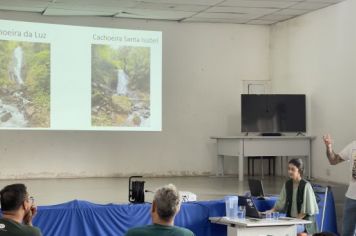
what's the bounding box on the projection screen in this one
[0,19,162,131]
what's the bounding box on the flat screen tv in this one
[241,94,306,133]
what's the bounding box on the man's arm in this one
[323,134,345,165]
[326,148,344,165]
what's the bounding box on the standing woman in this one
[270,158,319,235]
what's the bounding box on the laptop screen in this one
[238,196,261,218]
[248,179,265,197]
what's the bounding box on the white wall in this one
[270,0,356,184]
[0,11,270,179]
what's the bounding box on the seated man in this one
[125,184,194,236]
[0,184,42,236]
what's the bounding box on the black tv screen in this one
[241,94,306,133]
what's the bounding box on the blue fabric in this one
[314,187,338,235]
[31,191,337,236]
[32,200,226,236]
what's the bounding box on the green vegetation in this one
[91,45,150,127]
[111,95,132,113]
[0,40,50,127]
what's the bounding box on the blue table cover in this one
[33,200,226,236]
[32,190,337,236]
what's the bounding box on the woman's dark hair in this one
[288,158,304,176]
[0,184,28,211]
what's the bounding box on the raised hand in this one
[23,205,37,226]
[323,134,333,149]
[30,205,37,218]
[323,134,344,165]
[23,207,33,226]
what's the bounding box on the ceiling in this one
[0,0,346,25]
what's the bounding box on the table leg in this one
[280,156,283,177]
[306,155,311,180]
[239,155,244,182]
[308,140,312,179]
[261,156,264,179]
[268,158,271,176]
[239,140,244,182]
[217,155,224,176]
[308,156,311,179]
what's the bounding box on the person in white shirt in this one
[323,134,356,236]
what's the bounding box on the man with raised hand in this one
[323,134,356,236]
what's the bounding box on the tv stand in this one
[211,135,315,182]
[261,133,282,136]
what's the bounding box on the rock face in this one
[111,95,132,113]
[25,106,35,118]
[92,81,151,127]
[0,87,32,127]
[0,112,12,122]
[0,97,27,127]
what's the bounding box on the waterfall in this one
[13,46,24,85]
[116,69,129,95]
[114,69,150,127]
[0,99,27,127]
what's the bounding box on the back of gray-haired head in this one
[153,184,181,221]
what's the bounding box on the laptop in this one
[248,179,268,199]
[238,196,262,219]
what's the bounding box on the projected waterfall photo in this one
[0,40,50,128]
[91,44,151,128]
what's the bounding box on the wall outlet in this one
[326,168,331,176]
